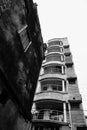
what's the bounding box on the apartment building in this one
[32,38,86,130]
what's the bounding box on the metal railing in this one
[32,109,64,122]
[45,68,62,74]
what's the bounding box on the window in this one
[58,86,62,91]
[55,66,62,73]
[18,25,31,52]
[71,103,80,110]
[45,65,62,74]
[51,83,62,91]
[66,64,73,68]
[42,86,48,91]
[68,78,76,84]
[52,85,57,91]
[64,45,69,49]
[65,53,71,57]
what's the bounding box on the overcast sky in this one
[34,0,87,115]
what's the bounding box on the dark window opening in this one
[64,45,69,49]
[65,53,71,57]
[52,85,57,91]
[55,65,62,73]
[66,64,73,68]
[58,86,62,91]
[51,84,62,91]
[38,110,44,119]
[42,86,48,91]
[68,79,76,84]
[71,103,80,110]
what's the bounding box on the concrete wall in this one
[0,99,31,130]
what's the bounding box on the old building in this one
[32,38,86,130]
[0,0,45,130]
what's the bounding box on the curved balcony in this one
[47,40,63,47]
[32,108,70,125]
[46,53,64,63]
[47,46,63,54]
[42,61,65,67]
[43,65,65,75]
[39,73,66,81]
[46,52,63,57]
[34,91,68,102]
[32,109,64,122]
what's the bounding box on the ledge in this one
[42,61,65,67]
[32,119,69,127]
[39,73,66,81]
[34,91,68,102]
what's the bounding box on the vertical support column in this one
[31,103,37,119]
[43,110,49,120]
[62,65,64,74]
[32,103,36,112]
[36,82,41,92]
[68,103,73,130]
[63,102,67,122]
[48,84,52,91]
[62,80,65,92]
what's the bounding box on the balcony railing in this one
[48,41,63,47]
[44,68,62,74]
[47,47,63,53]
[32,109,64,122]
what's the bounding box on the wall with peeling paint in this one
[0,0,44,129]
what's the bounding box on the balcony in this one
[39,73,66,81]
[34,91,68,102]
[47,46,63,54]
[47,40,63,47]
[42,61,65,67]
[44,67,62,74]
[32,109,64,123]
[46,53,64,63]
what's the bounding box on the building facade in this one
[0,0,45,130]
[32,38,86,130]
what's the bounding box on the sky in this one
[34,0,87,115]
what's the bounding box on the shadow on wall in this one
[0,100,31,130]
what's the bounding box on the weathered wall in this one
[0,0,44,129]
[0,99,31,130]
